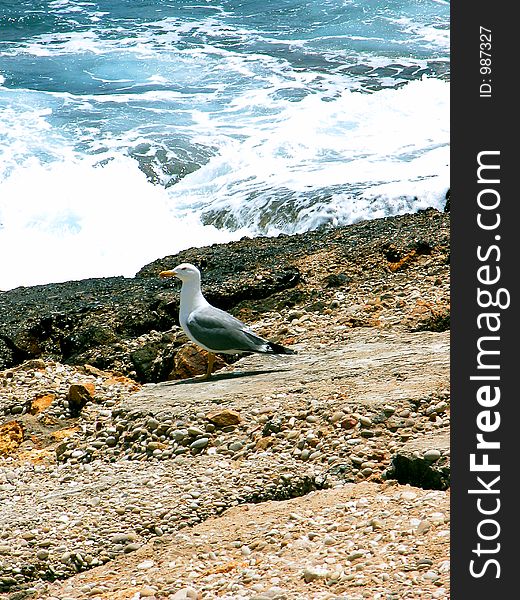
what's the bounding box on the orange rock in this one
[82,364,110,377]
[202,560,246,576]
[29,394,56,415]
[255,437,274,450]
[0,421,24,456]
[387,249,417,272]
[170,343,226,379]
[16,448,55,465]
[206,409,241,427]
[51,427,80,442]
[105,376,141,391]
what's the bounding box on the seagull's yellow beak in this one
[159,270,177,278]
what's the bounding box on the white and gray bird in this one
[159,263,296,379]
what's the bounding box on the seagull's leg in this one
[202,352,215,380]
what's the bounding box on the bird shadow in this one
[168,367,291,385]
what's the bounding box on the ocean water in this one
[0,0,449,290]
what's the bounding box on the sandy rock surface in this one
[42,483,450,600]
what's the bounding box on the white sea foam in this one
[168,77,449,230]
[384,16,450,51]
[0,77,448,290]
[0,156,249,290]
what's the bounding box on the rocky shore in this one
[1,208,450,599]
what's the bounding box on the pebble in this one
[360,430,375,438]
[323,536,336,546]
[169,588,200,600]
[303,565,329,582]
[229,441,244,452]
[330,411,345,423]
[300,449,310,460]
[430,512,446,525]
[370,518,384,529]
[188,426,205,437]
[173,429,189,441]
[341,416,358,430]
[416,520,431,535]
[423,449,441,461]
[190,438,209,450]
[137,559,155,569]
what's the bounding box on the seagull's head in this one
[159,263,201,283]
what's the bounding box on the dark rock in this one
[130,341,170,382]
[323,273,351,288]
[382,243,401,263]
[412,239,433,255]
[0,277,176,376]
[386,431,450,490]
[262,418,282,436]
[414,310,450,333]
[0,338,15,368]
[66,384,95,417]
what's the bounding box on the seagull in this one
[159,263,296,379]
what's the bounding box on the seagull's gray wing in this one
[186,306,268,353]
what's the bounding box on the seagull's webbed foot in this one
[200,352,215,381]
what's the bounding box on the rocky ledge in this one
[0,209,449,382]
[0,208,450,599]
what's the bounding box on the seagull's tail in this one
[265,341,297,355]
